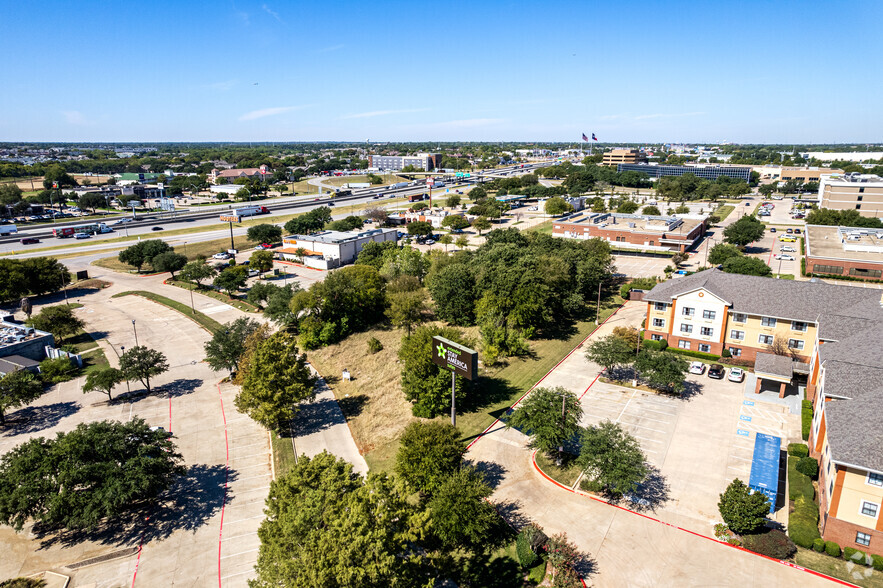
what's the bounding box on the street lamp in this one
[120,346,131,395]
[132,320,139,346]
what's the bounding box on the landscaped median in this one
[111,291,222,333]
[164,278,260,313]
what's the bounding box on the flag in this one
[582,133,588,142]
[592,133,598,141]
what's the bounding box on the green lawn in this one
[795,548,883,588]
[271,430,297,479]
[111,291,223,333]
[166,279,260,312]
[80,346,110,375]
[535,452,582,487]
[525,220,552,234]
[715,204,735,221]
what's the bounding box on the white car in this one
[212,252,231,260]
[728,367,745,383]
[780,246,796,252]
[688,361,706,375]
[776,254,795,261]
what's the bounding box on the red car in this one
[256,243,273,250]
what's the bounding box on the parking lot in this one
[611,254,673,278]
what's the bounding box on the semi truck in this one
[408,194,429,202]
[345,182,371,189]
[0,224,18,235]
[387,182,409,190]
[52,223,112,238]
[219,205,269,222]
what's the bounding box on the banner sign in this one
[431,336,478,380]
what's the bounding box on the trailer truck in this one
[0,224,18,236]
[219,205,269,222]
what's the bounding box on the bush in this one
[812,538,825,552]
[788,443,809,458]
[665,347,720,361]
[366,337,383,354]
[641,338,668,351]
[721,348,732,358]
[788,496,820,548]
[842,547,869,565]
[801,400,813,441]
[39,356,76,384]
[825,541,841,558]
[796,457,819,479]
[516,530,539,569]
[872,554,883,572]
[741,529,796,560]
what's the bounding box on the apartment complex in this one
[552,212,705,253]
[805,225,883,281]
[617,163,752,182]
[819,173,883,218]
[643,270,883,555]
[602,149,646,166]
[367,153,442,171]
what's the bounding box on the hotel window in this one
[761,317,777,327]
[788,339,805,350]
[730,330,744,341]
[758,334,774,345]
[702,310,716,320]
[698,344,711,353]
[700,327,713,336]
[813,264,843,274]
[728,347,742,357]
[791,321,808,332]
[678,340,691,349]
[651,334,664,341]
[654,302,666,311]
[733,313,747,323]
[850,267,883,278]
[652,318,665,328]
[680,324,693,334]
[682,307,694,317]
[868,472,883,487]
[860,501,878,518]
[856,532,871,547]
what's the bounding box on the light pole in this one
[132,320,139,346]
[120,346,131,395]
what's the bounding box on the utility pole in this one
[450,370,457,427]
[596,281,602,325]
[132,320,139,346]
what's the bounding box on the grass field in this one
[111,290,223,333]
[715,204,735,221]
[535,452,582,487]
[271,430,297,479]
[166,279,260,312]
[525,220,553,234]
[308,295,624,473]
[795,548,883,588]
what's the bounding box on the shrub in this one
[812,538,825,552]
[580,478,604,493]
[721,348,732,358]
[787,443,809,458]
[39,356,76,384]
[801,400,813,441]
[796,457,819,479]
[788,496,820,548]
[842,547,869,564]
[787,455,814,501]
[516,530,539,569]
[742,529,796,560]
[366,337,383,354]
[641,338,668,351]
[872,554,883,572]
[665,347,721,361]
[825,541,841,558]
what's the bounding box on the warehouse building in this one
[805,225,883,281]
[552,212,706,252]
[278,228,398,269]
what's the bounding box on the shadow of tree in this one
[1,401,81,435]
[678,380,703,401]
[572,551,599,583]
[493,499,531,531]
[35,464,235,549]
[155,378,204,399]
[457,550,522,588]
[337,394,368,419]
[291,397,343,436]
[462,376,521,416]
[465,460,507,490]
[624,465,671,513]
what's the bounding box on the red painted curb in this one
[217,383,230,588]
[530,451,858,588]
[465,302,625,452]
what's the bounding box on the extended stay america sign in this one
[431,336,478,380]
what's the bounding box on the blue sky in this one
[1,0,881,143]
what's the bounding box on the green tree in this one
[0,370,43,425]
[246,223,282,244]
[214,266,248,296]
[179,260,217,286]
[264,284,299,326]
[82,367,124,401]
[204,317,261,374]
[722,256,773,277]
[399,325,472,418]
[0,578,47,588]
[471,216,492,235]
[718,478,770,535]
[708,243,744,265]
[327,215,365,231]
[723,215,765,248]
[118,240,173,272]
[441,215,470,231]
[439,234,453,251]
[235,332,317,432]
[616,200,640,214]
[577,420,648,495]
[544,197,574,216]
[27,304,84,344]
[249,250,274,274]
[634,350,689,393]
[455,235,469,250]
[151,251,187,278]
[445,193,462,208]
[407,220,433,236]
[0,418,185,531]
[641,205,661,216]
[38,357,75,384]
[0,184,23,205]
[584,334,637,374]
[119,346,169,393]
[426,263,476,326]
[428,467,502,553]
[506,387,583,461]
[283,207,332,234]
[386,289,428,336]
[394,421,464,495]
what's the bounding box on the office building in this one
[367,153,441,171]
[210,165,270,184]
[819,173,883,218]
[278,228,398,270]
[780,167,843,184]
[602,149,647,166]
[805,225,883,281]
[552,212,706,253]
[617,163,751,182]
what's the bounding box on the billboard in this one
[219,215,240,222]
[431,336,478,380]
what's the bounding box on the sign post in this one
[219,215,239,250]
[431,336,478,427]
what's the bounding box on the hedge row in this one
[787,443,809,458]
[641,338,668,351]
[813,540,883,570]
[801,400,813,441]
[742,529,796,560]
[788,495,821,549]
[665,347,721,362]
[788,455,814,502]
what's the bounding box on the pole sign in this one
[432,336,478,380]
[219,215,239,222]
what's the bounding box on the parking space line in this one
[231,452,270,461]
[224,514,265,525]
[614,391,637,424]
[220,548,260,559]
[222,531,258,542]
[729,455,752,461]
[635,406,678,417]
[231,463,271,471]
[621,421,668,434]
[230,442,269,451]
[236,473,272,482]
[220,569,256,581]
[618,413,671,425]
[632,435,664,444]
[230,485,271,494]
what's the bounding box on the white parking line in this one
[622,422,668,434]
[231,452,270,461]
[220,570,256,580]
[221,548,260,559]
[231,485,271,494]
[614,391,637,424]
[222,531,258,542]
[224,514,265,525]
[632,435,664,444]
[232,462,271,471]
[635,406,678,417]
[729,455,752,462]
[231,441,269,450]
[617,413,671,425]
[236,473,272,482]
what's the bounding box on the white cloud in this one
[239,105,308,121]
[61,110,88,125]
[262,4,283,23]
[341,108,429,120]
[315,44,344,54]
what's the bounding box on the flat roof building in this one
[805,224,883,281]
[819,173,883,218]
[603,149,646,167]
[368,153,441,171]
[0,318,54,363]
[780,166,843,184]
[278,228,398,270]
[552,212,706,252]
[617,163,751,182]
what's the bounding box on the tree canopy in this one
[394,421,464,495]
[722,255,773,277]
[119,346,169,393]
[506,387,582,458]
[718,478,770,535]
[118,240,174,272]
[723,216,765,248]
[246,223,283,244]
[0,370,43,425]
[0,258,71,304]
[204,317,261,374]
[27,304,84,344]
[577,420,648,495]
[399,325,473,418]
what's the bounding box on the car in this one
[794,228,801,234]
[779,236,796,242]
[688,361,706,375]
[256,243,273,250]
[708,364,725,379]
[780,246,796,252]
[425,239,435,245]
[770,227,777,233]
[786,228,793,234]
[213,252,231,260]
[745,202,751,206]
[20,237,40,244]
[151,226,164,231]
[328,202,335,206]
[777,254,795,261]
[728,367,745,383]
[150,425,172,437]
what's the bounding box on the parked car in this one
[770,228,777,233]
[794,228,801,234]
[213,252,231,260]
[255,243,273,250]
[151,226,164,231]
[780,246,796,252]
[779,236,796,242]
[745,202,751,206]
[786,228,793,234]
[728,367,745,383]
[688,361,706,375]
[777,254,795,261]
[708,364,725,379]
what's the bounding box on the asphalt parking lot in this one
[611,254,673,278]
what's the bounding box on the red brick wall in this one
[552,221,705,252]
[821,515,883,557]
[806,256,883,282]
